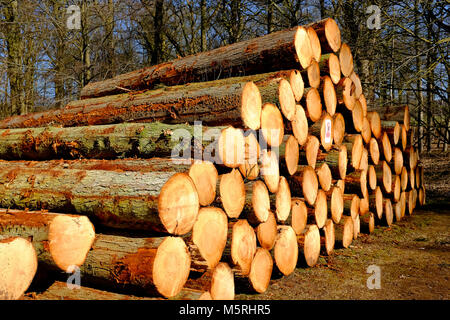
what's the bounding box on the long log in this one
[0,237,38,300]
[367,105,410,131]
[79,23,322,99]
[0,71,291,130]
[79,234,191,298]
[0,165,199,234]
[0,209,95,272]
[0,122,207,161]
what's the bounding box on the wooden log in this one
[229,220,257,276]
[339,43,354,77]
[80,235,191,298]
[359,188,370,215]
[218,126,246,168]
[289,70,304,102]
[278,135,299,176]
[400,191,407,219]
[242,180,270,224]
[369,137,380,165]
[304,60,321,88]
[352,214,360,239]
[374,161,393,194]
[418,186,426,206]
[302,87,323,122]
[0,209,95,272]
[261,103,285,147]
[335,77,356,111]
[401,124,408,150]
[189,161,218,206]
[359,94,368,117]
[191,207,228,269]
[367,111,382,139]
[290,104,309,146]
[235,247,273,294]
[0,165,199,234]
[218,169,246,219]
[317,145,347,180]
[343,134,363,170]
[0,122,206,161]
[369,105,410,131]
[260,149,280,193]
[78,24,318,99]
[404,146,418,170]
[311,189,328,228]
[239,130,260,180]
[360,212,375,234]
[308,18,341,53]
[361,117,372,144]
[278,79,297,120]
[320,76,337,116]
[343,194,360,219]
[394,201,402,222]
[255,210,277,250]
[309,112,334,151]
[299,135,320,168]
[349,72,362,99]
[344,170,367,197]
[275,176,292,222]
[274,225,298,275]
[24,281,186,300]
[320,219,335,255]
[370,187,384,220]
[316,162,332,192]
[289,198,308,234]
[319,54,341,85]
[297,224,321,267]
[0,237,38,300]
[377,199,393,227]
[288,165,319,205]
[359,147,369,172]
[333,113,346,146]
[367,164,377,191]
[382,120,401,146]
[210,263,235,300]
[328,186,344,224]
[400,166,409,191]
[335,216,353,248]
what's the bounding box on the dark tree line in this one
[0,0,448,151]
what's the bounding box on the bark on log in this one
[79,235,191,298]
[0,237,38,300]
[0,209,95,272]
[79,24,318,99]
[0,122,208,161]
[0,71,290,130]
[0,165,199,234]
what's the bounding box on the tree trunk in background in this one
[415,0,423,153]
[200,0,207,51]
[425,2,434,152]
[3,0,25,116]
[319,0,326,19]
[151,0,164,65]
[81,0,91,88]
[267,0,274,34]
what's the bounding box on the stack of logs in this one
[0,18,426,301]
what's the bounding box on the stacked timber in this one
[0,17,425,301]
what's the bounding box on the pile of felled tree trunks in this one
[0,18,425,301]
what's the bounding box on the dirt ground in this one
[238,153,450,300]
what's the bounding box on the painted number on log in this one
[325,119,332,143]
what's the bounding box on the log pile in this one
[0,18,426,300]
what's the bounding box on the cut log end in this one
[291,198,307,234]
[210,262,235,300]
[261,150,280,193]
[324,18,342,52]
[241,81,262,130]
[338,216,354,248]
[274,226,298,276]
[248,248,273,294]
[292,105,309,146]
[49,215,96,271]
[158,173,200,235]
[255,210,277,250]
[294,26,313,69]
[317,162,332,192]
[276,176,292,222]
[220,169,246,219]
[333,113,346,147]
[284,135,300,176]
[314,189,328,228]
[261,103,284,147]
[307,60,321,88]
[331,186,344,224]
[306,88,323,122]
[218,126,245,168]
[231,220,257,276]
[307,27,322,62]
[189,161,218,206]
[323,76,337,116]
[251,180,270,224]
[153,237,191,298]
[290,70,305,102]
[339,43,354,77]
[328,53,341,84]
[299,224,321,267]
[0,237,38,300]
[192,207,228,269]
[322,219,335,255]
[305,135,320,168]
[302,166,319,206]
[278,79,296,120]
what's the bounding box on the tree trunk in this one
[0,165,199,234]
[0,209,95,272]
